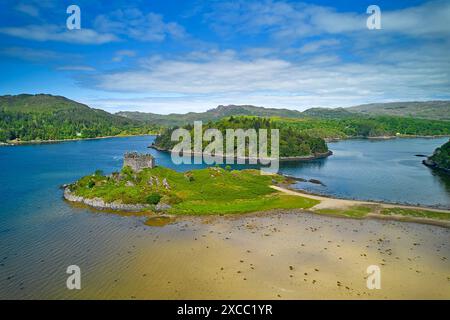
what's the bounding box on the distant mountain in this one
[0,94,92,113]
[117,105,304,126]
[301,107,355,119]
[2,95,448,143]
[347,101,450,120]
[0,94,152,142]
[118,101,450,125]
[119,101,450,126]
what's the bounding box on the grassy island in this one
[65,163,450,227]
[66,166,319,215]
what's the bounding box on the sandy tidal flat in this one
[59,210,450,300]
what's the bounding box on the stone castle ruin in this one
[123,152,155,172]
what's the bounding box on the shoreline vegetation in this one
[422,139,450,174]
[0,133,156,146]
[148,144,333,162]
[1,132,448,147]
[63,165,450,228]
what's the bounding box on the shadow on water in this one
[279,157,328,170]
[430,169,450,194]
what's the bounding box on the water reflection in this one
[279,157,328,170]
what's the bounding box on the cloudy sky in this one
[0,0,449,114]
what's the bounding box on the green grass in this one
[68,166,450,220]
[171,194,318,215]
[314,205,450,221]
[381,207,450,220]
[69,166,317,215]
[315,206,373,218]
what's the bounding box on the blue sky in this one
[0,0,449,114]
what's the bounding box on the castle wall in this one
[123,153,155,172]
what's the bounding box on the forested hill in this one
[0,94,153,142]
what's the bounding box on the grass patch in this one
[144,216,176,227]
[170,194,319,215]
[69,166,318,215]
[315,206,373,218]
[381,207,450,220]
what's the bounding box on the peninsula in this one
[64,153,450,227]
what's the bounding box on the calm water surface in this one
[0,135,449,298]
[285,137,450,208]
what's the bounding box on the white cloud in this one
[15,3,40,17]
[383,1,450,37]
[94,8,186,42]
[1,47,58,61]
[90,43,450,112]
[0,46,81,62]
[298,39,340,54]
[204,0,450,39]
[112,50,136,62]
[0,24,119,44]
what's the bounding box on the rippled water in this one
[0,135,449,299]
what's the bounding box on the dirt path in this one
[271,185,450,227]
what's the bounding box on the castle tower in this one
[123,152,155,172]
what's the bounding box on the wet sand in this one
[60,210,449,300]
[272,185,450,227]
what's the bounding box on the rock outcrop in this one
[63,188,148,212]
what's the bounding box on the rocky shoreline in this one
[63,187,149,212]
[423,159,450,174]
[422,139,450,175]
[149,144,333,162]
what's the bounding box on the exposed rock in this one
[111,172,120,181]
[155,203,172,212]
[282,174,307,182]
[63,188,147,212]
[125,181,135,187]
[162,178,170,190]
[308,179,326,186]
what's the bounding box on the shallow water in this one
[0,135,449,299]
